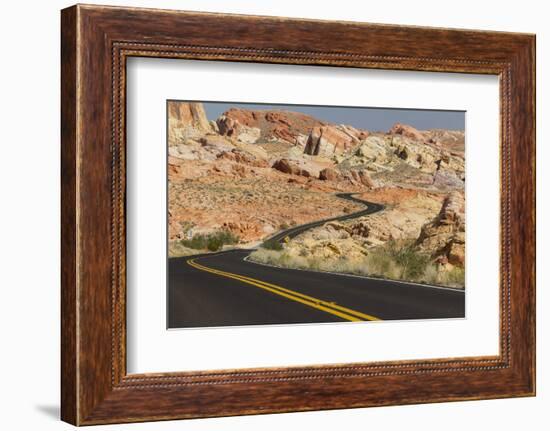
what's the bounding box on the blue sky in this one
[196,101,464,132]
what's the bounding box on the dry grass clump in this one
[168,241,199,258]
[249,248,370,275]
[249,240,464,289]
[169,230,240,257]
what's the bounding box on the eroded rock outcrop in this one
[168,101,212,145]
[217,108,326,145]
[389,123,426,142]
[272,158,314,177]
[344,169,376,188]
[304,125,367,156]
[216,115,261,144]
[416,192,465,266]
[319,167,342,181]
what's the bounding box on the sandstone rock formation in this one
[168,101,212,145]
[304,125,367,156]
[353,136,391,163]
[217,149,269,168]
[319,167,342,181]
[272,158,315,177]
[348,191,443,246]
[416,192,465,266]
[216,115,261,144]
[345,169,376,188]
[217,108,326,145]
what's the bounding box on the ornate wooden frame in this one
[61,4,536,425]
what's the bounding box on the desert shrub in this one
[180,230,239,251]
[214,230,240,245]
[279,222,290,230]
[179,234,209,250]
[390,242,432,280]
[372,241,429,279]
[207,236,223,251]
[262,238,284,251]
[364,240,435,283]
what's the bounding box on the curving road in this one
[265,193,385,244]
[168,194,465,329]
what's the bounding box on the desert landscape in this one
[168,101,465,289]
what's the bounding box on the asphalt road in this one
[168,194,465,329]
[266,193,385,243]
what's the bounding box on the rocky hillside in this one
[167,101,465,285]
[215,107,327,145]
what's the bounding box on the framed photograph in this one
[61,4,535,425]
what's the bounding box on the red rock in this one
[271,125,297,143]
[216,115,240,137]
[215,115,261,144]
[344,169,375,188]
[218,108,327,145]
[272,158,312,177]
[357,170,375,188]
[389,123,426,141]
[447,242,465,266]
[319,167,342,181]
[339,124,369,141]
[233,151,269,168]
[304,125,363,156]
[272,158,297,175]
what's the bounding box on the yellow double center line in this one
[187,258,380,322]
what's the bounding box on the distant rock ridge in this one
[216,108,328,145]
[389,123,426,141]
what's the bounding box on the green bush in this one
[365,240,465,287]
[180,230,239,251]
[262,238,284,251]
[207,236,223,251]
[179,234,209,250]
[365,240,435,283]
[388,241,432,280]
